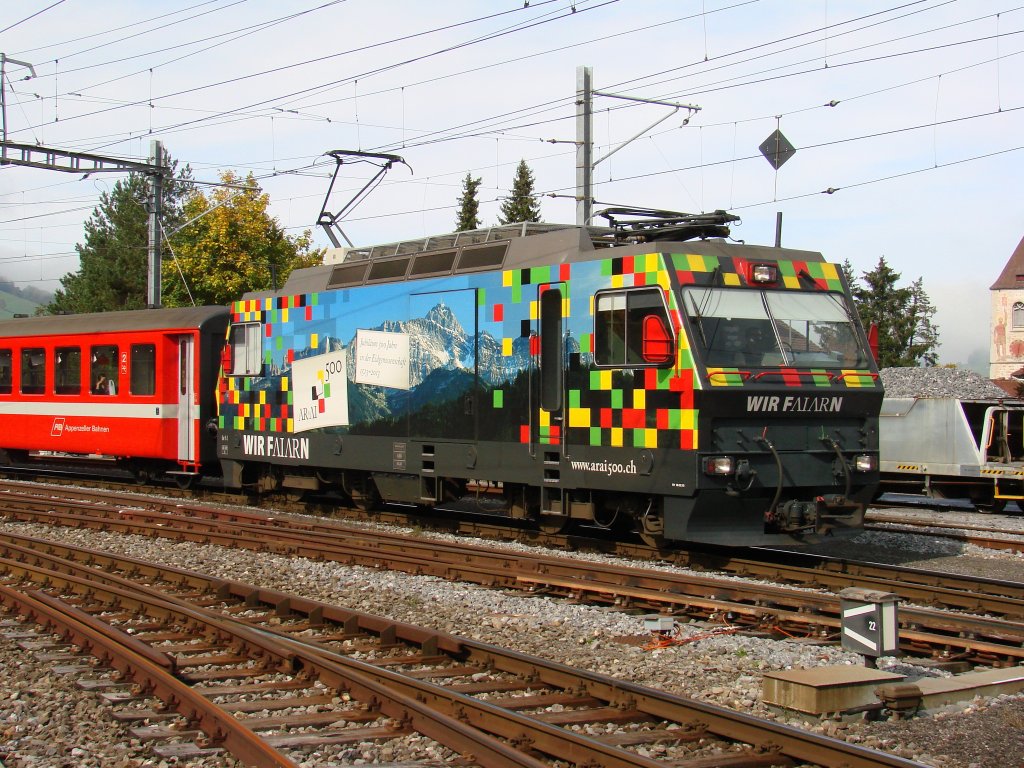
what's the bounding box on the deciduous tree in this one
[162,171,322,307]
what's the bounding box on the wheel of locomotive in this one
[537,512,570,535]
[607,494,665,547]
[342,472,380,511]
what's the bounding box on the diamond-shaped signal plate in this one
[759,129,796,170]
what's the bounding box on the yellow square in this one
[286,419,293,432]
[633,389,645,409]
[643,428,658,448]
[611,427,623,447]
[686,253,706,271]
[259,390,266,404]
[822,263,838,280]
[540,409,550,427]
[783,276,800,289]
[723,273,741,286]
[530,300,538,321]
[599,370,612,390]
[503,270,513,287]
[568,407,591,428]
[502,337,513,356]
[611,274,624,289]
[281,377,289,392]
[311,333,319,349]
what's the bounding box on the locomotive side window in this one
[54,347,82,395]
[227,323,263,376]
[594,288,674,367]
[90,345,118,395]
[20,348,45,395]
[130,344,156,396]
[0,349,10,394]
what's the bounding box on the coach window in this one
[0,350,10,394]
[1013,302,1024,329]
[130,344,156,396]
[227,323,263,376]
[55,347,82,395]
[594,288,674,367]
[20,348,45,395]
[90,345,118,395]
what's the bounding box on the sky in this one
[0,0,1021,370]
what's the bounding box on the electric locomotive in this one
[215,210,882,545]
[0,306,229,484]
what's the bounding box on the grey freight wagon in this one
[879,396,1024,510]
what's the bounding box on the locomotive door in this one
[176,335,195,464]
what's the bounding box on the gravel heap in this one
[880,367,1010,399]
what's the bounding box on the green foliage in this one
[497,159,541,225]
[47,151,193,313]
[161,171,323,307]
[848,256,939,367]
[455,173,482,231]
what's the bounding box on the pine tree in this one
[849,256,940,367]
[497,159,541,225]
[455,173,483,231]
[47,151,193,313]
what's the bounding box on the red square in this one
[623,255,634,274]
[622,408,645,429]
[306,305,313,321]
[493,304,504,322]
[287,348,295,364]
[520,424,530,444]
[657,409,668,429]
[677,271,695,285]
[318,398,325,413]
[265,323,272,337]
[559,263,570,281]
[600,408,613,428]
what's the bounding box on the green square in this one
[589,370,602,390]
[601,259,613,277]
[611,389,623,408]
[324,382,331,398]
[478,288,486,306]
[493,389,503,408]
[530,265,551,284]
[512,284,521,304]
[569,389,580,408]
[669,409,682,429]
[589,426,602,446]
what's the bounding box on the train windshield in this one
[681,287,871,369]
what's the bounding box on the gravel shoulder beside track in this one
[2,510,1023,768]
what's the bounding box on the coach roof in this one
[0,305,230,338]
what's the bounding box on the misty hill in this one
[0,280,50,318]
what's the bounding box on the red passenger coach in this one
[0,306,229,484]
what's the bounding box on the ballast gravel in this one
[1,509,1023,767]
[879,367,1012,399]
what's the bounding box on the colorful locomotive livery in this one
[216,216,883,545]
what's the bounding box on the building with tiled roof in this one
[990,235,1024,379]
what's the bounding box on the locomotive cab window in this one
[0,349,10,394]
[54,347,82,395]
[20,348,45,395]
[130,344,156,395]
[90,345,118,395]
[226,323,263,376]
[682,287,871,369]
[594,288,674,367]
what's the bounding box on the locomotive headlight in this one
[853,454,877,472]
[750,264,778,283]
[704,456,734,475]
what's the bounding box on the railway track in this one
[865,509,1024,553]
[2,480,1024,667]
[0,531,927,768]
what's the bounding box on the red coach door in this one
[177,335,195,466]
